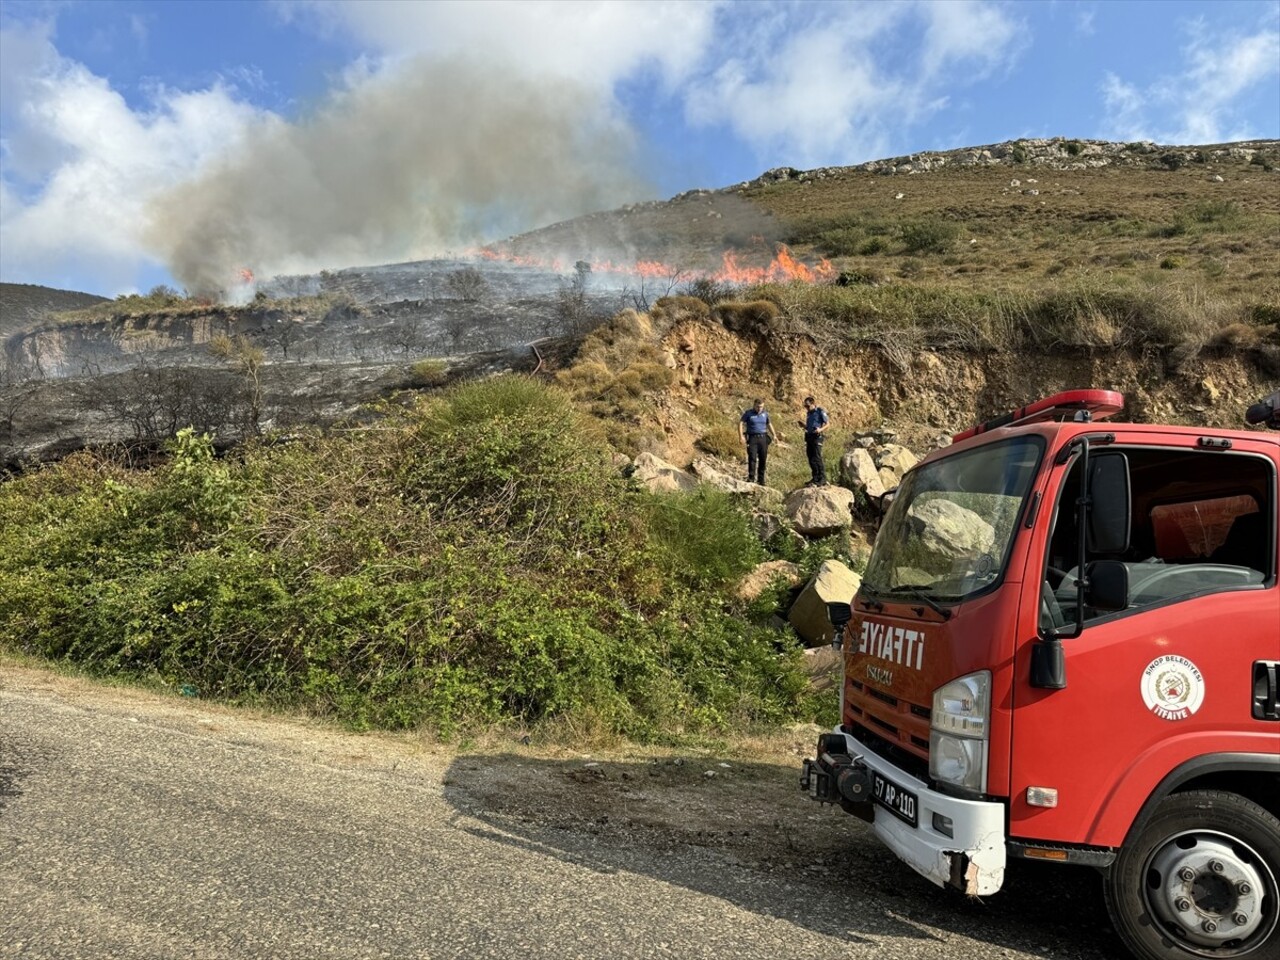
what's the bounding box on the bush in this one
[409,359,449,387]
[651,295,711,322]
[0,377,810,738]
[714,300,781,334]
[900,219,960,254]
[640,487,763,590]
[697,424,743,459]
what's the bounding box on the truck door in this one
[1009,437,1279,847]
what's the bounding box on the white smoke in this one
[145,57,649,299]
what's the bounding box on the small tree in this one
[558,261,596,335]
[210,334,265,435]
[446,267,489,302]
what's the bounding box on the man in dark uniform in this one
[739,398,780,485]
[801,395,830,486]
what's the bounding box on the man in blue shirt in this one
[801,395,830,486]
[739,398,780,485]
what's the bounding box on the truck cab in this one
[802,390,1280,960]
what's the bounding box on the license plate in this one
[872,771,918,827]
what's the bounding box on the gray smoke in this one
[145,59,650,299]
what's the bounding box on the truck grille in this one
[847,679,932,765]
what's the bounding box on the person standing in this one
[739,398,780,485]
[801,395,830,486]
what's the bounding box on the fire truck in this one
[801,389,1280,960]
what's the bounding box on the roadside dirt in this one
[0,657,844,871]
[0,658,1125,957]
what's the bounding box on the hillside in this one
[3,137,1278,470]
[495,137,1279,306]
[0,282,108,339]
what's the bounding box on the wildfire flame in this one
[468,244,834,285]
[238,267,256,285]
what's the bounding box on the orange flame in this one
[467,244,833,286]
[238,267,255,285]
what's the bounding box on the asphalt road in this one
[0,668,1128,960]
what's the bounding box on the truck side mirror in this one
[826,602,852,649]
[1085,560,1129,611]
[1087,453,1131,554]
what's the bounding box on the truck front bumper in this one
[801,729,1007,896]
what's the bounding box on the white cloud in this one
[0,19,267,294]
[277,0,722,90]
[1101,13,1280,144]
[683,1,1025,167]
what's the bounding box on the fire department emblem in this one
[1141,655,1204,721]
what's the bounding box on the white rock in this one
[785,485,856,536]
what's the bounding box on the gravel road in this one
[0,664,1128,960]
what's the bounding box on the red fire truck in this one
[802,389,1280,960]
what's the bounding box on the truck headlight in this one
[930,671,990,794]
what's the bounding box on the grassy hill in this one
[497,137,1279,334]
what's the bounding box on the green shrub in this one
[0,377,810,739]
[900,219,961,254]
[640,487,763,590]
[409,359,449,387]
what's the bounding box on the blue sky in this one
[2,0,1277,297]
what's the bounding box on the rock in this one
[840,448,885,499]
[875,443,919,475]
[611,453,633,474]
[750,510,785,543]
[631,452,698,494]
[690,457,772,498]
[784,485,856,536]
[735,560,804,602]
[907,498,995,563]
[1211,174,1224,183]
[878,466,901,493]
[788,560,863,646]
[803,645,844,692]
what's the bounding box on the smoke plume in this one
[145,59,649,299]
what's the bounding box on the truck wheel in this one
[1104,790,1279,959]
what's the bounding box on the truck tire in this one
[1104,790,1279,960]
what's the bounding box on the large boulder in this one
[631,452,698,494]
[784,485,855,537]
[839,448,886,499]
[908,498,995,562]
[876,443,919,475]
[735,560,804,602]
[788,560,863,647]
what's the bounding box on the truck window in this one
[1041,448,1273,630]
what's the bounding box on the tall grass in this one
[744,278,1257,353]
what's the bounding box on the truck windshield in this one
[863,436,1045,602]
